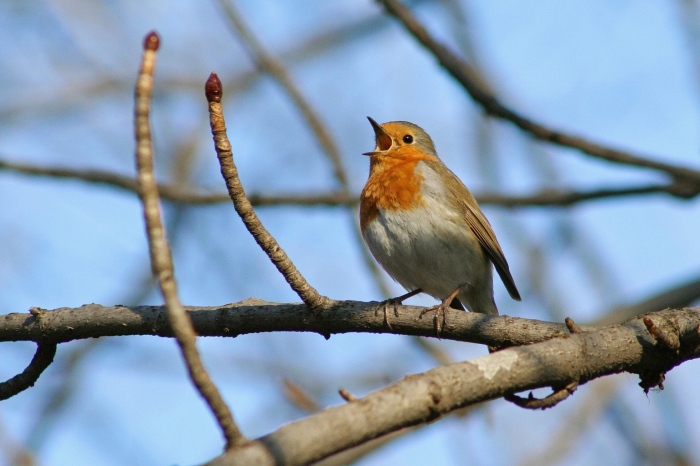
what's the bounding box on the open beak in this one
[363,116,393,155]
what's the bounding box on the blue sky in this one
[1,1,699,465]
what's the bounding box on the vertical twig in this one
[133,31,244,450]
[205,72,333,311]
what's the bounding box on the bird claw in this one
[419,303,448,337]
[419,287,460,337]
[375,298,401,329]
[375,289,422,330]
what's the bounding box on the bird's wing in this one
[463,200,522,301]
[421,158,521,301]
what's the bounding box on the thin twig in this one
[565,317,582,334]
[3,158,695,206]
[482,183,700,206]
[504,381,579,410]
[133,32,244,450]
[338,388,357,402]
[377,0,700,185]
[206,72,333,311]
[217,0,394,297]
[643,317,681,352]
[282,379,321,413]
[0,341,56,401]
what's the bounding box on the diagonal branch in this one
[206,72,333,311]
[377,0,700,185]
[217,0,393,298]
[133,32,244,450]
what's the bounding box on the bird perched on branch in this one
[360,117,521,333]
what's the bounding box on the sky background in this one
[1,0,700,465]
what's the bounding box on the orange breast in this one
[359,148,438,230]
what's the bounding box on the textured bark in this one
[1,300,579,346]
[207,307,700,465]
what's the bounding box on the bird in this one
[359,117,521,333]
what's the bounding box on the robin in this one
[360,117,521,333]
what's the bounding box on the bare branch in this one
[503,381,579,410]
[592,273,700,326]
[216,0,396,299]
[206,307,700,465]
[376,0,700,185]
[0,341,56,401]
[133,33,244,449]
[480,183,700,206]
[206,72,333,311]
[4,158,697,207]
[0,301,580,347]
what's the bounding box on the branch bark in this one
[206,307,700,465]
[0,300,579,346]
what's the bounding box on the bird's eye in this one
[403,134,414,144]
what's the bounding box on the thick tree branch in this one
[4,300,698,352]
[0,300,579,346]
[206,307,700,465]
[134,33,244,449]
[377,0,700,185]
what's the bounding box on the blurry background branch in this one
[378,0,700,184]
[3,157,698,207]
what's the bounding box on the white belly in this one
[362,199,487,302]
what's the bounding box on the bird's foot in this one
[419,286,462,337]
[376,288,422,329]
[419,302,450,336]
